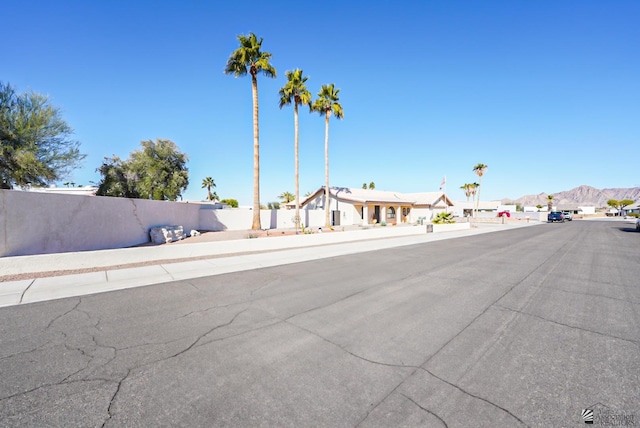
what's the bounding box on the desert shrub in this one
[432,212,454,224]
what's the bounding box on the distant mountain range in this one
[502,185,640,207]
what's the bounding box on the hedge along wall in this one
[0,190,200,257]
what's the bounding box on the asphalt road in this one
[1,220,639,427]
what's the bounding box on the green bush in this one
[432,212,454,224]
[220,198,239,208]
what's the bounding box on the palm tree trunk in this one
[472,192,476,219]
[294,102,300,231]
[324,111,331,228]
[475,178,482,218]
[251,74,261,230]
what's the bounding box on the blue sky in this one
[3,0,639,204]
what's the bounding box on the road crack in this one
[286,320,528,427]
[400,393,448,428]
[495,304,639,345]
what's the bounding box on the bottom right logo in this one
[581,403,638,426]
[581,408,594,424]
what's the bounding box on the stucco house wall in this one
[291,187,454,226]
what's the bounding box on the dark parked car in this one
[548,211,565,223]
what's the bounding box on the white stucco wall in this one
[199,208,329,231]
[1,190,200,257]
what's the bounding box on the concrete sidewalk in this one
[0,221,542,308]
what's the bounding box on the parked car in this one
[548,211,565,223]
[636,217,640,232]
[562,211,573,221]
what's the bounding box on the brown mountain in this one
[502,185,640,207]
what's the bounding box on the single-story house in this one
[452,201,515,217]
[288,186,454,226]
[621,203,640,216]
[558,205,596,215]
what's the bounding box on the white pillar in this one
[362,205,369,225]
[397,205,402,223]
[381,206,387,224]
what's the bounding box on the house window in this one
[402,207,410,216]
[387,207,396,220]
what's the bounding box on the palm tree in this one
[201,177,216,201]
[460,183,473,202]
[469,183,479,217]
[547,195,554,212]
[369,182,375,190]
[311,84,344,227]
[278,191,295,203]
[279,69,312,231]
[472,163,488,217]
[362,183,367,189]
[225,33,276,230]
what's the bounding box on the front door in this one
[374,205,380,223]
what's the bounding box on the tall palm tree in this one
[369,182,375,190]
[201,177,216,201]
[225,32,276,230]
[547,194,554,212]
[311,84,343,227]
[472,163,488,217]
[279,69,312,231]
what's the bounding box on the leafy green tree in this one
[311,84,344,227]
[472,163,488,217]
[279,69,312,230]
[220,198,239,208]
[202,177,217,201]
[267,202,280,209]
[225,32,276,230]
[620,199,634,214]
[128,139,188,200]
[96,139,188,201]
[96,155,139,198]
[0,81,85,188]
